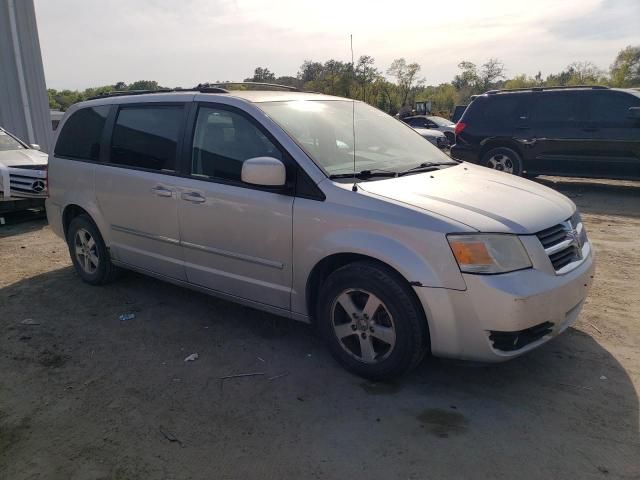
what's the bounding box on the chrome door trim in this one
[112,224,284,269]
[181,240,284,269]
[111,224,180,246]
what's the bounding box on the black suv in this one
[451,86,640,180]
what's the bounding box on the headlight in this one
[447,234,532,274]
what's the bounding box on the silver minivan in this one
[46,87,595,380]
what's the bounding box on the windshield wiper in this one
[398,162,456,176]
[329,169,398,180]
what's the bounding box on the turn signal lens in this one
[450,240,493,265]
[448,234,532,274]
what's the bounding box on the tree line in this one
[48,45,639,116]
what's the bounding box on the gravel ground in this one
[0,177,639,480]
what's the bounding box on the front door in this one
[580,90,640,179]
[95,104,187,280]
[176,104,294,309]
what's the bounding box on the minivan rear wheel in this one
[317,261,428,381]
[482,147,522,176]
[66,215,120,285]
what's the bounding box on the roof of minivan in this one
[80,90,347,107]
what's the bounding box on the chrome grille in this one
[5,167,47,198]
[536,212,588,274]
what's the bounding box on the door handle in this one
[151,186,173,197]
[181,192,206,204]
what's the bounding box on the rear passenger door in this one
[175,103,294,310]
[94,103,187,280]
[581,90,640,179]
[527,91,592,176]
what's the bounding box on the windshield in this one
[258,100,455,176]
[0,130,26,152]
[428,116,454,127]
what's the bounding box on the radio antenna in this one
[350,34,357,192]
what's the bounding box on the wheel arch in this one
[62,204,97,238]
[305,252,431,348]
[478,138,523,162]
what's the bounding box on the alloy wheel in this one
[74,228,99,274]
[486,154,514,173]
[331,289,396,364]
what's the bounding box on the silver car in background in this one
[0,127,48,200]
[403,115,456,144]
[46,88,595,380]
[413,127,449,149]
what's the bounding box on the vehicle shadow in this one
[535,176,640,218]
[0,266,637,479]
[0,210,47,238]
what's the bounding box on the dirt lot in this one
[1,177,639,480]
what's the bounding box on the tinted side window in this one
[110,106,183,171]
[586,91,640,127]
[531,92,584,125]
[406,118,426,127]
[470,95,524,127]
[54,106,110,160]
[191,107,283,182]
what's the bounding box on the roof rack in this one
[207,82,301,92]
[87,86,229,100]
[486,85,609,94]
[87,81,301,101]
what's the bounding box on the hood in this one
[0,149,48,167]
[359,163,575,234]
[414,128,444,138]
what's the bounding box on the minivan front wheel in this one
[66,215,120,285]
[482,147,522,175]
[317,261,428,381]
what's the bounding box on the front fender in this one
[292,225,467,316]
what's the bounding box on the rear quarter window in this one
[54,106,110,160]
[464,95,525,128]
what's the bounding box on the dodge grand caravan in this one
[46,86,595,380]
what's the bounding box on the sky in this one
[34,0,640,90]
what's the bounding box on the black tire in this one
[316,261,429,381]
[66,214,120,285]
[481,147,523,176]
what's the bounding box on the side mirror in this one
[628,107,640,120]
[30,144,41,151]
[241,156,286,187]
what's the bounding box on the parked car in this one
[451,86,640,180]
[403,115,456,144]
[451,104,468,123]
[0,126,48,201]
[413,127,449,149]
[47,86,594,380]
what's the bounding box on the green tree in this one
[610,45,640,87]
[298,60,324,82]
[355,55,379,102]
[127,80,161,91]
[386,58,422,107]
[479,58,505,91]
[245,67,276,83]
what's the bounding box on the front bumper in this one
[414,247,595,362]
